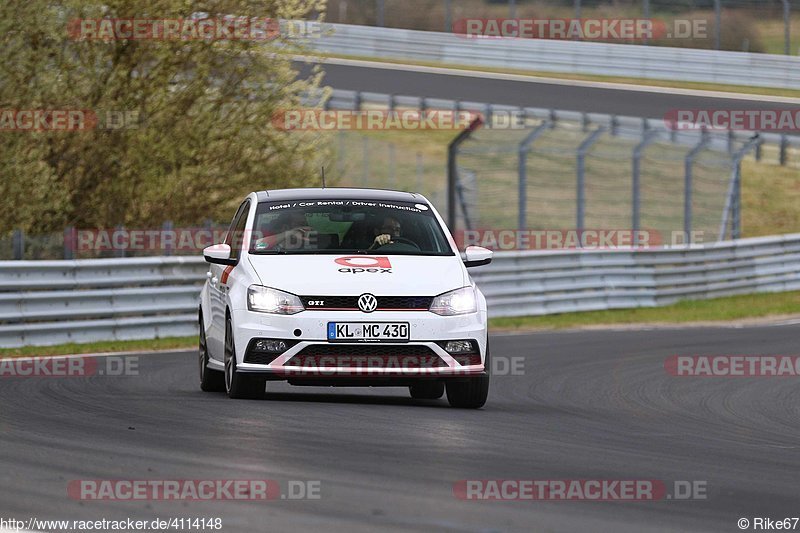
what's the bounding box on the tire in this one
[199,311,225,392]
[224,315,266,400]
[409,381,445,400]
[445,346,490,409]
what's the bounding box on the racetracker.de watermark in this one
[457,229,659,250]
[0,356,138,378]
[454,229,707,250]
[67,18,321,41]
[665,109,800,132]
[453,479,707,500]
[271,109,493,131]
[0,109,139,131]
[273,354,524,377]
[665,355,800,377]
[68,479,321,500]
[73,228,231,253]
[452,18,707,41]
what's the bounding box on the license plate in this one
[327,322,410,342]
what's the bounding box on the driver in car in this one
[255,211,313,251]
[369,216,404,250]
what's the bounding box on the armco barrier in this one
[307,23,800,90]
[0,257,207,348]
[472,233,800,317]
[1,233,799,347]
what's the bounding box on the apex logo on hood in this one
[335,256,392,274]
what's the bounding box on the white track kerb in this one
[197,188,492,408]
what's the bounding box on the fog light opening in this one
[254,339,289,353]
[443,340,476,354]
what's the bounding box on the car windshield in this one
[249,199,454,256]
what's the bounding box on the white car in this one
[198,188,493,408]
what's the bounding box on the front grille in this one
[284,344,447,368]
[301,295,433,311]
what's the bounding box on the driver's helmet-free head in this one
[375,216,401,238]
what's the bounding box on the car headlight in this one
[247,286,304,315]
[429,286,477,316]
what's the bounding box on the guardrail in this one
[472,233,800,317]
[309,23,800,90]
[3,233,800,347]
[0,257,206,347]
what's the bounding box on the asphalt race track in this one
[299,60,800,118]
[2,324,800,532]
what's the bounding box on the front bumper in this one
[230,308,487,378]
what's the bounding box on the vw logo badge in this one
[357,293,378,313]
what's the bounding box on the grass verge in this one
[0,336,196,358]
[489,291,800,331]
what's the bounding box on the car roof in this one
[254,187,424,203]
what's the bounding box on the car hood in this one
[247,254,467,296]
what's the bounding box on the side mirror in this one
[463,245,493,268]
[203,244,236,266]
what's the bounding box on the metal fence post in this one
[714,0,721,50]
[783,0,791,55]
[362,136,369,186]
[388,143,396,188]
[632,130,660,237]
[447,117,484,230]
[643,0,650,45]
[337,130,346,176]
[12,229,23,260]
[509,0,516,19]
[719,136,761,240]
[517,122,551,231]
[444,0,452,32]
[780,134,789,166]
[63,226,75,260]
[376,0,384,27]
[732,164,742,240]
[163,221,173,256]
[576,126,607,235]
[416,152,423,192]
[115,225,126,258]
[684,130,710,240]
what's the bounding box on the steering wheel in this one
[378,237,420,250]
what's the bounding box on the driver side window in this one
[226,200,251,261]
